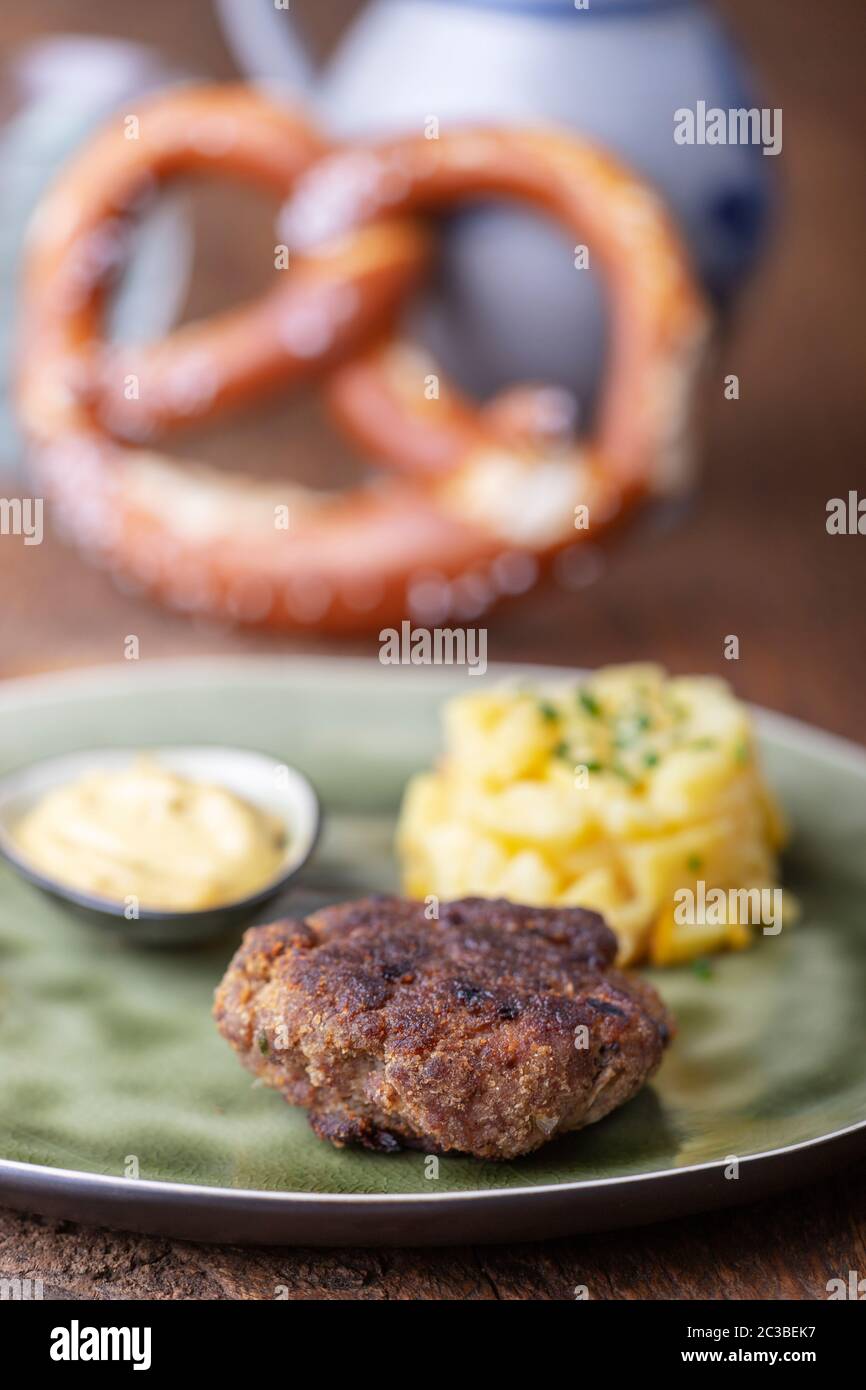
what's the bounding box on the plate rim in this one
[1,653,864,1213]
[0,651,864,777]
[1,1113,865,1210]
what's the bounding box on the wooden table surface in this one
[1,0,864,1300]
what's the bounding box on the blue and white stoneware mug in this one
[218,0,774,403]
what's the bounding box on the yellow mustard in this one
[14,756,286,911]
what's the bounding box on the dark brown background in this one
[0,0,864,1299]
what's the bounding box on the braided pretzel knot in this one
[19,99,707,632]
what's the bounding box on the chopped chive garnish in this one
[686,853,703,871]
[578,689,602,718]
[258,1033,269,1055]
[538,701,560,723]
[614,711,652,749]
[643,751,660,768]
[734,741,750,764]
[553,740,571,759]
[691,958,713,981]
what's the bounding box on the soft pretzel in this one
[19,103,708,633]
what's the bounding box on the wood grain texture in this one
[0,0,864,1300]
[2,1161,865,1300]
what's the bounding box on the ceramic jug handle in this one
[214,0,318,95]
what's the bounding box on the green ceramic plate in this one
[0,657,864,1246]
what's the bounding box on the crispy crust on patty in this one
[213,896,673,1160]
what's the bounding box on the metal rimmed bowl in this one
[0,745,321,946]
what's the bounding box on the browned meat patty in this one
[213,896,674,1160]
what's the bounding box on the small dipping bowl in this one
[0,746,321,946]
